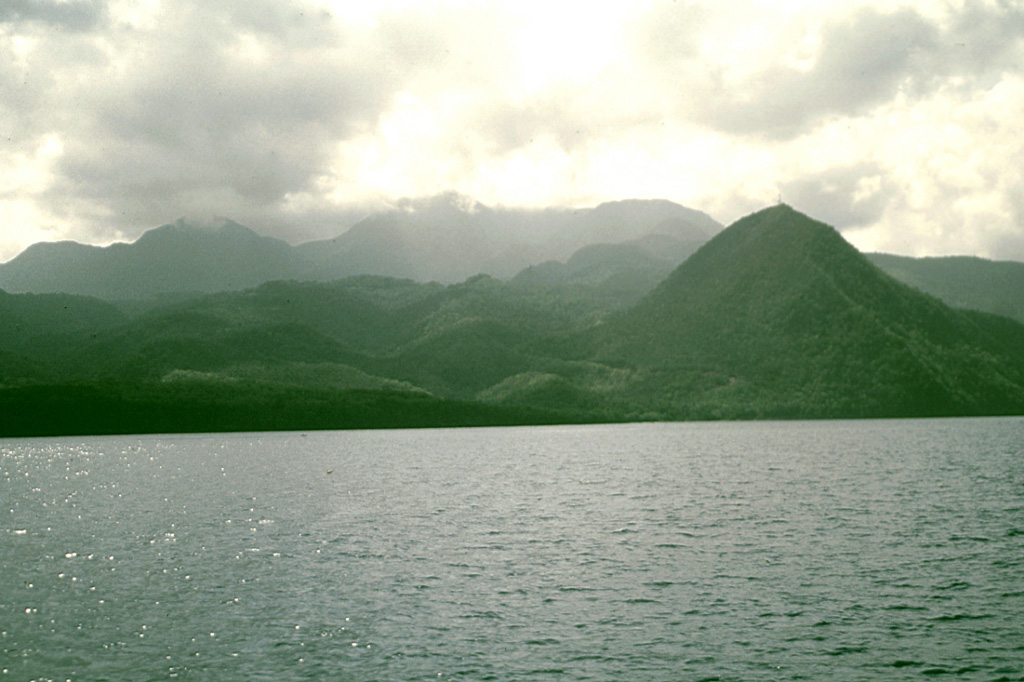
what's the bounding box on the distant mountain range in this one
[297,193,719,283]
[0,219,306,301]
[866,253,1024,325]
[1,194,1020,327]
[0,194,720,299]
[2,203,1022,435]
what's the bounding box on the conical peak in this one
[681,204,849,267]
[747,202,797,217]
[729,203,826,236]
[642,203,881,321]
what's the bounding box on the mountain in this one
[512,233,702,287]
[0,195,722,299]
[0,219,306,300]
[867,253,1024,324]
[35,274,591,397]
[507,234,705,318]
[3,203,1023,436]
[296,192,721,283]
[296,193,500,282]
[595,205,1024,419]
[572,199,720,245]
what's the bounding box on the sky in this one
[2,0,1023,263]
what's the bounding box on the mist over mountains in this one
[0,194,720,300]
[2,200,1023,436]
[3,192,1021,326]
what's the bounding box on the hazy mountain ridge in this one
[867,253,1024,324]
[503,233,710,321]
[0,218,305,300]
[0,195,723,299]
[297,193,720,282]
[3,195,1020,325]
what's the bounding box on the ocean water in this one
[2,418,1023,681]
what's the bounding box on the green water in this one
[2,419,1023,680]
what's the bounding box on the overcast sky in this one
[2,0,1023,262]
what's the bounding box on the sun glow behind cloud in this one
[0,134,66,255]
[511,2,634,93]
[1,0,1023,261]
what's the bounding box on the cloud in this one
[2,0,484,243]
[941,0,1024,78]
[781,162,895,229]
[638,2,1024,140]
[1,0,1023,266]
[45,2,402,231]
[712,7,939,138]
[987,177,1024,262]
[0,0,107,32]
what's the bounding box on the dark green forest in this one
[2,205,1023,436]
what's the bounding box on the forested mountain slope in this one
[868,253,1024,324]
[596,205,1024,419]
[2,205,1022,435]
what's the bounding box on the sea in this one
[2,418,1023,681]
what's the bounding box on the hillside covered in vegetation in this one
[2,205,1023,436]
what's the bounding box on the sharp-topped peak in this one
[642,203,882,317]
[696,203,852,255]
[758,201,796,213]
[600,201,1024,419]
[733,202,815,226]
[707,203,810,231]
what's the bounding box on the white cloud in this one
[1,0,1023,263]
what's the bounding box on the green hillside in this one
[868,253,1024,324]
[2,205,1023,436]
[0,220,305,299]
[598,205,1024,419]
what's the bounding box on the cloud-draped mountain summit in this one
[0,195,720,299]
[1,204,1022,435]
[297,194,720,283]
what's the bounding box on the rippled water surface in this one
[2,419,1024,681]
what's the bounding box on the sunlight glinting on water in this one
[2,419,1023,680]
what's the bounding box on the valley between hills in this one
[2,200,1023,436]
